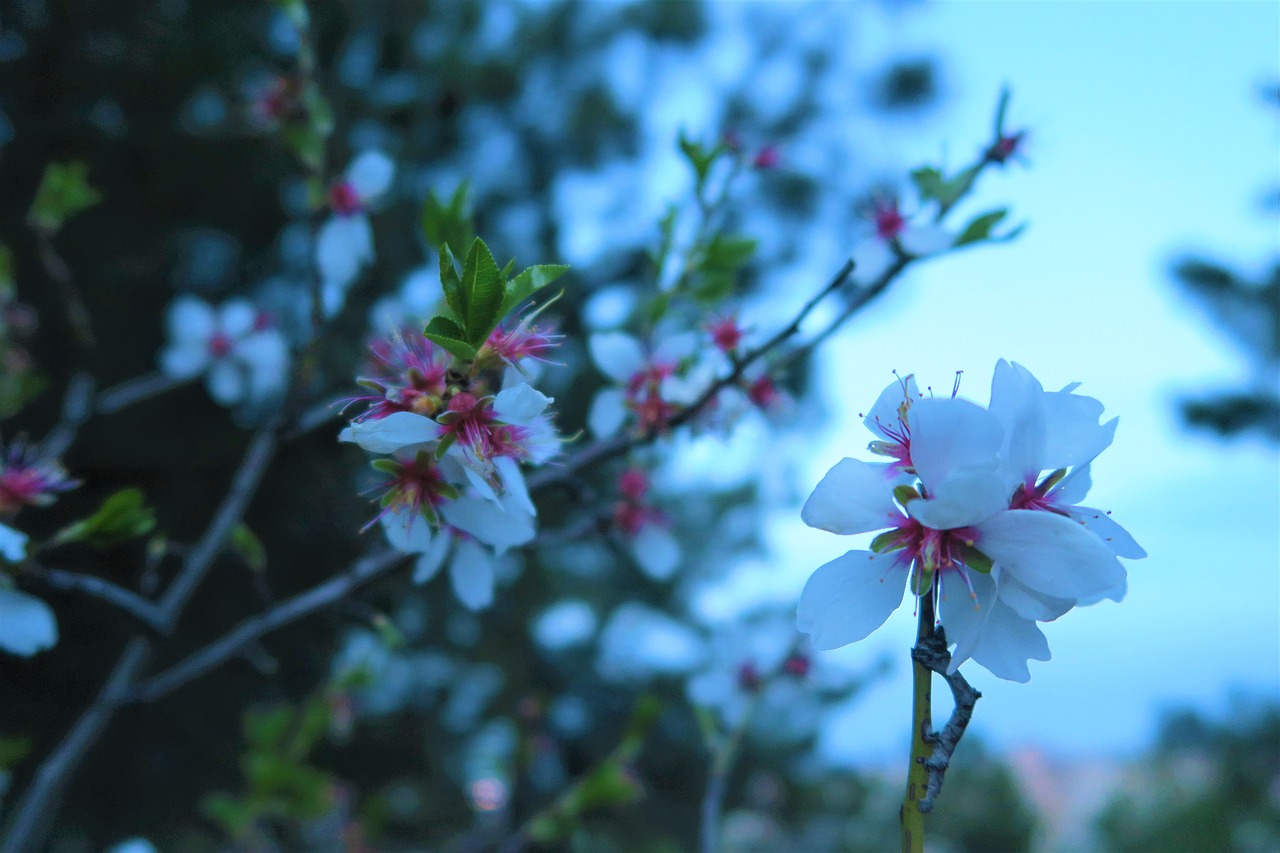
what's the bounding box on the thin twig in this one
[128,548,408,704]
[34,228,96,353]
[910,624,981,813]
[23,563,166,633]
[95,372,194,416]
[36,373,94,462]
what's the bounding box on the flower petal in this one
[899,223,953,256]
[1051,463,1093,506]
[1063,505,1147,560]
[381,511,433,553]
[907,467,1010,530]
[441,494,535,553]
[0,589,58,657]
[995,571,1075,621]
[588,332,646,383]
[206,360,245,406]
[219,300,257,338]
[976,509,1126,603]
[795,550,906,649]
[969,598,1050,683]
[167,296,216,343]
[987,359,1046,483]
[863,374,919,442]
[909,397,1004,495]
[938,569,997,671]
[158,343,210,380]
[449,538,495,610]
[801,458,902,535]
[850,237,895,285]
[493,383,552,425]
[346,149,395,200]
[413,533,451,584]
[1042,393,1115,470]
[341,411,441,454]
[0,523,28,562]
[631,524,680,580]
[588,388,628,438]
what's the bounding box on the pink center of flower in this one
[328,181,363,216]
[625,363,679,432]
[252,311,275,332]
[737,661,762,692]
[747,376,779,409]
[987,131,1025,164]
[873,200,906,240]
[709,317,742,353]
[782,654,811,677]
[752,145,780,170]
[618,468,649,502]
[208,332,233,358]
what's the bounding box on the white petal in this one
[909,397,1004,495]
[631,525,680,580]
[206,360,245,406]
[977,510,1127,603]
[519,415,561,465]
[219,300,257,338]
[493,457,536,517]
[1063,506,1147,560]
[381,511,434,553]
[588,388,628,438]
[1052,463,1093,505]
[413,533,451,584]
[800,458,902,535]
[0,523,28,562]
[863,374,919,441]
[322,279,349,319]
[0,589,58,656]
[850,237,894,284]
[795,550,906,649]
[449,538,495,610]
[938,569,997,671]
[346,149,395,200]
[441,495,535,553]
[899,223,953,256]
[968,598,1051,683]
[158,343,210,380]
[987,359,1046,483]
[652,331,698,364]
[907,467,1010,530]
[588,332,645,382]
[1042,393,1115,470]
[167,296,215,343]
[239,334,290,401]
[493,383,552,425]
[341,412,441,454]
[316,216,370,287]
[996,571,1075,621]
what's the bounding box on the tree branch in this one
[128,548,408,704]
[23,563,166,633]
[910,624,981,813]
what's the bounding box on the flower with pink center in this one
[316,150,395,317]
[159,296,290,406]
[480,315,563,373]
[0,443,78,514]
[986,131,1027,166]
[362,450,456,531]
[751,145,780,170]
[850,195,953,286]
[798,366,1139,683]
[611,466,679,580]
[348,330,451,422]
[587,331,727,438]
[707,315,744,354]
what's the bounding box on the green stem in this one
[900,594,935,853]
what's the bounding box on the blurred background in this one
[0,0,1276,850]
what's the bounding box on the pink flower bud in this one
[752,145,780,170]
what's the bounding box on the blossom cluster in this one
[339,315,562,610]
[797,361,1145,682]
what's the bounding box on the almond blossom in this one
[797,366,1143,682]
[159,296,289,406]
[611,467,680,580]
[316,150,395,317]
[850,196,953,286]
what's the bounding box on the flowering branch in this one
[911,623,981,813]
[22,562,167,633]
[528,258,856,492]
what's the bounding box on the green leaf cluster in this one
[686,233,757,304]
[424,237,567,361]
[50,488,156,549]
[201,695,338,840]
[677,130,731,195]
[421,182,474,255]
[28,162,101,233]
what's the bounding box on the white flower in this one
[316,150,395,318]
[0,521,28,563]
[596,603,705,682]
[0,586,57,657]
[850,197,952,285]
[797,366,1143,683]
[159,296,289,406]
[586,330,721,437]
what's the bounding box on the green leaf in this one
[244,705,292,751]
[230,524,266,573]
[910,165,976,209]
[703,234,757,270]
[892,484,920,507]
[201,792,253,838]
[678,130,716,190]
[459,238,503,345]
[28,162,101,233]
[498,263,570,320]
[0,735,32,771]
[50,488,156,548]
[422,315,477,361]
[438,244,463,319]
[993,86,1012,138]
[954,208,1009,247]
[421,181,473,255]
[956,542,994,574]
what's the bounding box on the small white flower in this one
[0,586,58,657]
[316,150,396,318]
[850,197,952,285]
[159,296,289,406]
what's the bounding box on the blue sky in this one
[743,0,1279,763]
